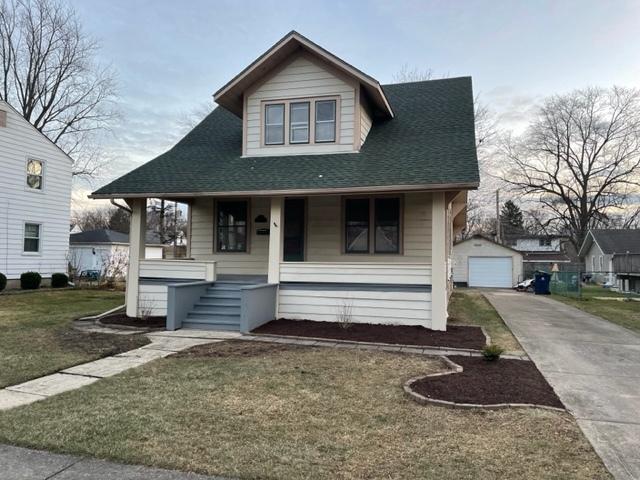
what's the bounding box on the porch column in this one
[125,198,147,317]
[431,192,448,331]
[268,196,284,284]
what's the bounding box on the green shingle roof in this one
[92,77,479,198]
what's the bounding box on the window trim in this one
[289,101,310,144]
[261,96,340,147]
[373,197,401,254]
[264,103,285,145]
[214,199,251,254]
[23,222,42,255]
[25,158,45,192]
[342,195,403,255]
[344,197,370,254]
[314,99,337,143]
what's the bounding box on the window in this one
[264,104,284,145]
[24,223,41,253]
[216,201,248,252]
[289,102,309,143]
[26,160,43,190]
[345,197,401,254]
[539,238,552,247]
[599,255,604,271]
[345,198,369,253]
[374,198,400,253]
[315,100,336,143]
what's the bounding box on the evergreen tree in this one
[500,200,525,237]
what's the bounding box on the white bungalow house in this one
[90,32,478,332]
[0,100,72,287]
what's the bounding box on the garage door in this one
[468,257,513,288]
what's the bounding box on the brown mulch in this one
[174,340,301,359]
[99,313,166,329]
[411,355,564,408]
[253,319,486,349]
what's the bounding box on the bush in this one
[482,343,504,361]
[20,271,42,290]
[51,273,69,288]
[0,273,6,292]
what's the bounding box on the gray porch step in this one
[196,299,241,307]
[202,292,241,300]
[182,321,241,331]
[192,304,240,315]
[207,285,244,292]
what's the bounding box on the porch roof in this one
[92,77,479,199]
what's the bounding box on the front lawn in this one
[553,285,640,334]
[0,289,149,388]
[0,341,609,479]
[448,289,522,352]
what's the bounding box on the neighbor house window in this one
[374,198,400,253]
[539,238,551,247]
[345,197,401,254]
[216,201,248,252]
[265,104,285,145]
[289,102,309,143]
[26,159,43,190]
[315,99,336,143]
[24,223,41,253]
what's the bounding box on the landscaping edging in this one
[403,358,565,412]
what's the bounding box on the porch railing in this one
[279,262,432,285]
[139,259,216,281]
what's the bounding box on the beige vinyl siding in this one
[280,262,432,284]
[190,197,270,275]
[245,54,356,156]
[138,284,168,316]
[0,101,72,279]
[139,259,215,280]
[306,193,432,263]
[359,96,373,147]
[278,288,432,327]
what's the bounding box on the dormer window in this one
[290,102,310,144]
[265,104,285,145]
[315,100,336,143]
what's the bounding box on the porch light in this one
[255,214,267,223]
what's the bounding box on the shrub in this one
[20,271,42,290]
[0,273,6,292]
[51,273,69,288]
[482,343,504,361]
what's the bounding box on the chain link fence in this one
[550,271,581,298]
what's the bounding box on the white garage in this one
[453,235,523,288]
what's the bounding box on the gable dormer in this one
[214,31,393,157]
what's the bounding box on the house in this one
[69,229,164,278]
[505,234,575,276]
[0,100,72,287]
[453,235,523,288]
[90,31,479,332]
[579,229,640,285]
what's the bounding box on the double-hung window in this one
[289,102,309,143]
[24,223,41,253]
[216,201,248,252]
[26,159,43,190]
[345,197,401,254]
[265,104,285,145]
[315,99,336,143]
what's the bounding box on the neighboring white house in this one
[579,229,640,285]
[69,229,164,277]
[89,31,478,331]
[505,234,574,276]
[453,235,523,288]
[0,100,72,285]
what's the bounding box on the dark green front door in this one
[284,198,305,262]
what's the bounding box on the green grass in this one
[553,285,640,334]
[0,289,149,388]
[448,289,522,352]
[0,341,610,479]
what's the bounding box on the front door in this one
[284,198,305,262]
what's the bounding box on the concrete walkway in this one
[484,290,640,480]
[0,444,227,479]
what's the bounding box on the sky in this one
[68,0,640,210]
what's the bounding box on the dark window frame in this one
[215,200,249,253]
[343,196,403,255]
[374,197,401,254]
[344,198,370,254]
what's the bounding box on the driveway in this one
[484,291,640,480]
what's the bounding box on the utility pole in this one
[495,189,501,243]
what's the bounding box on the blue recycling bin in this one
[534,271,551,295]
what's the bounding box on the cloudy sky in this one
[68,0,640,209]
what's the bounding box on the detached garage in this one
[453,235,523,288]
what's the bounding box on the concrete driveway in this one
[484,290,640,480]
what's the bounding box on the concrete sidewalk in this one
[0,444,227,479]
[484,290,640,480]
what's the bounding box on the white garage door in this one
[468,257,513,288]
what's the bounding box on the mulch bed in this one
[99,313,166,329]
[253,319,486,350]
[411,355,564,408]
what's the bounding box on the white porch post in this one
[268,196,284,284]
[125,198,147,317]
[431,192,448,331]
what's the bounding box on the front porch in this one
[124,191,467,332]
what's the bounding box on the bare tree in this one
[0,0,117,176]
[499,86,640,249]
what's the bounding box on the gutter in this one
[110,198,132,213]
